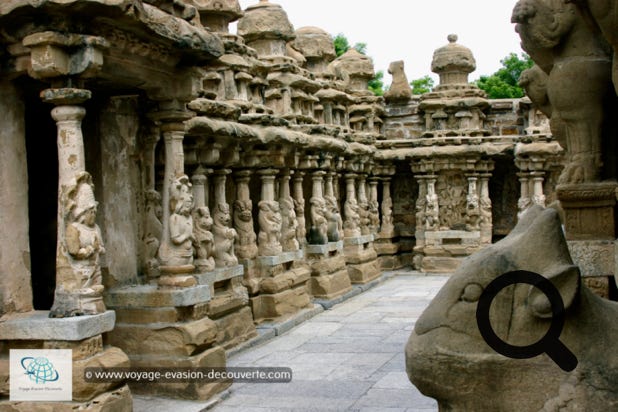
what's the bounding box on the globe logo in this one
[20,357,60,383]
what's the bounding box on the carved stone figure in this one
[293,198,307,246]
[233,199,258,259]
[368,199,380,234]
[143,189,163,277]
[512,0,614,183]
[381,195,394,233]
[324,196,343,242]
[424,194,439,231]
[308,197,328,244]
[358,201,371,236]
[258,200,283,256]
[406,206,618,410]
[159,175,195,268]
[212,202,238,267]
[465,195,480,231]
[51,172,106,317]
[192,206,215,272]
[384,60,412,103]
[343,198,361,237]
[280,198,299,252]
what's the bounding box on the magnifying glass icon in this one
[475,270,578,372]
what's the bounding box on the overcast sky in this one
[235,0,524,85]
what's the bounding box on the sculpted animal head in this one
[193,206,213,231]
[214,203,231,226]
[406,205,618,410]
[233,199,253,222]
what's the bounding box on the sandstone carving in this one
[233,199,258,260]
[192,206,215,272]
[406,205,618,410]
[512,0,613,183]
[212,202,238,267]
[309,197,328,244]
[159,175,195,268]
[280,197,300,251]
[325,196,343,242]
[51,172,106,317]
[424,194,439,231]
[258,200,283,256]
[384,60,412,103]
[343,198,361,237]
[293,198,307,246]
[143,190,163,277]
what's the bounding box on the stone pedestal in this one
[344,235,381,284]
[557,182,618,297]
[195,265,257,349]
[104,284,230,399]
[0,311,132,410]
[421,230,482,273]
[306,241,352,300]
[249,250,312,324]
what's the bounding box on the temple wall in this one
[0,80,33,315]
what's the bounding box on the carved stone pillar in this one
[479,173,493,245]
[357,174,370,235]
[425,176,439,231]
[531,172,546,207]
[324,171,343,242]
[192,168,215,273]
[517,172,532,219]
[465,175,480,231]
[279,170,299,252]
[368,177,380,235]
[212,169,238,266]
[233,170,258,260]
[153,109,195,283]
[293,171,307,247]
[380,177,395,236]
[43,88,107,317]
[142,126,163,278]
[343,173,361,237]
[258,169,283,256]
[308,171,328,245]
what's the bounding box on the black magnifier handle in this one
[545,340,578,372]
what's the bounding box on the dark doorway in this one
[24,85,58,310]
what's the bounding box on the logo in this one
[475,270,578,372]
[10,349,72,401]
[21,356,60,383]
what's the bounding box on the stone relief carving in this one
[512,0,614,183]
[293,198,307,246]
[465,193,481,231]
[437,174,466,229]
[258,200,283,256]
[158,175,195,268]
[325,196,343,242]
[369,199,380,234]
[212,202,239,267]
[343,198,361,237]
[309,197,329,244]
[192,206,215,272]
[424,194,440,231]
[280,197,300,252]
[233,199,258,259]
[51,172,106,317]
[143,189,163,277]
[381,195,394,234]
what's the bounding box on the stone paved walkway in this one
[134,271,447,412]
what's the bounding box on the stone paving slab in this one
[134,271,447,412]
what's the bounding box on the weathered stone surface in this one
[0,311,115,340]
[384,61,412,103]
[259,266,311,294]
[128,346,230,400]
[310,269,352,299]
[73,346,130,402]
[104,284,211,308]
[107,317,218,356]
[213,306,257,349]
[347,260,381,284]
[568,240,614,278]
[407,206,618,410]
[251,284,312,322]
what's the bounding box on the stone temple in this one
[0,0,616,410]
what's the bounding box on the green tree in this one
[368,70,385,96]
[475,53,534,98]
[410,75,435,95]
[332,33,384,96]
[333,33,367,57]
